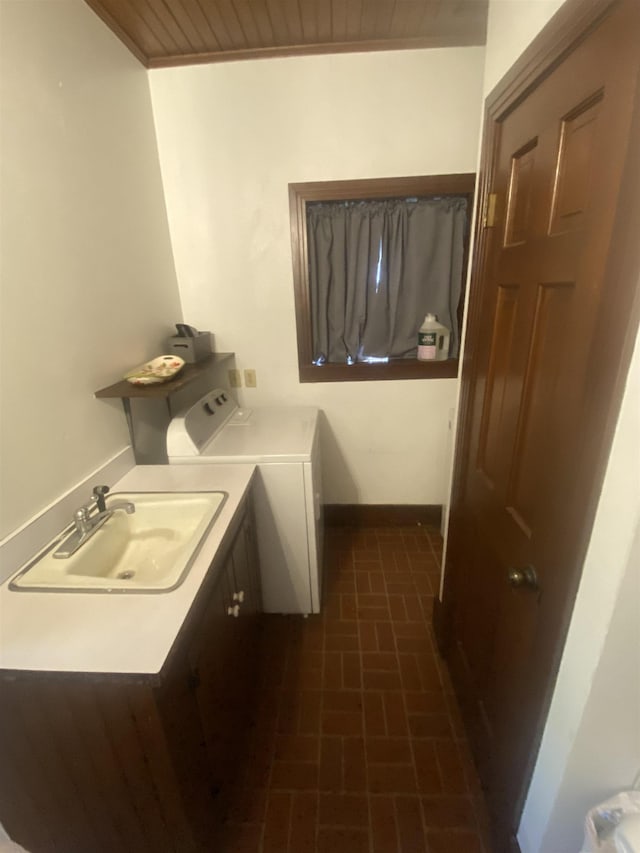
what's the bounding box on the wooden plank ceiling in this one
[84,0,488,68]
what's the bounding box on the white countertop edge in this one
[0,463,256,677]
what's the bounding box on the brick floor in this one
[220,522,493,852]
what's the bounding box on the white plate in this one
[124,355,185,385]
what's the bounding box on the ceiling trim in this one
[146,33,485,69]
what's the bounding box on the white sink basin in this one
[9,491,227,593]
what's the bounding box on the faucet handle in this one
[74,505,92,536]
[92,485,110,513]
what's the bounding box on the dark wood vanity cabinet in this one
[0,498,262,853]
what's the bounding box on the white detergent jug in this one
[417,314,450,361]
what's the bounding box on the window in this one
[289,174,475,382]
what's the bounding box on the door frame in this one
[439,0,640,837]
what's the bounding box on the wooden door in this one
[444,0,640,845]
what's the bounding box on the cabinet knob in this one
[227,604,240,618]
[232,590,245,603]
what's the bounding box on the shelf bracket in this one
[121,398,137,458]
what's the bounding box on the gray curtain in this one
[307,196,468,364]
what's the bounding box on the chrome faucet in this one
[53,486,135,559]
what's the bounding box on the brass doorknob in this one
[507,565,539,591]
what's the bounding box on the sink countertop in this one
[0,464,256,676]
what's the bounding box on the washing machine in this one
[167,388,323,614]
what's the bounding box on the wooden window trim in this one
[288,173,476,383]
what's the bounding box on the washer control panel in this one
[167,388,238,456]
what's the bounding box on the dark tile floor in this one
[220,522,492,852]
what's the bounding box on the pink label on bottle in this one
[418,345,436,360]
[418,331,437,361]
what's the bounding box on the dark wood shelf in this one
[95,352,234,399]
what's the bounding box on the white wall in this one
[149,48,485,505]
[518,330,640,853]
[528,509,640,852]
[483,0,566,95]
[0,1,182,540]
[475,2,640,850]
[519,322,640,853]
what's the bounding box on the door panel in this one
[445,0,640,846]
[504,140,538,246]
[505,279,575,534]
[549,92,603,235]
[476,283,521,488]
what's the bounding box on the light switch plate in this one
[228,369,242,388]
[244,369,257,388]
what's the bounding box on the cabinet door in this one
[185,510,260,795]
[228,512,261,618]
[184,562,238,816]
[228,514,262,678]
